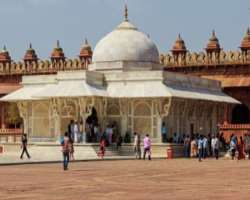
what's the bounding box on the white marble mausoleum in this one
[2,11,239,142]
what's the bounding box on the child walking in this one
[98,136,106,159]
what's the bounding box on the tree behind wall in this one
[5,103,22,128]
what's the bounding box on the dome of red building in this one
[171,34,187,53]
[23,43,38,62]
[79,39,92,58]
[240,28,250,50]
[50,40,65,60]
[0,46,11,63]
[206,30,221,52]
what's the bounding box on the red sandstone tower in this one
[79,39,92,70]
[23,43,38,73]
[0,46,12,73]
[240,28,250,63]
[50,40,65,70]
[205,30,222,64]
[171,34,187,66]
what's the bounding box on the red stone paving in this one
[0,159,250,200]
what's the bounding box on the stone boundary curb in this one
[0,156,167,166]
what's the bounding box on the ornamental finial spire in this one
[56,40,60,48]
[124,4,128,21]
[212,30,216,37]
[85,38,88,45]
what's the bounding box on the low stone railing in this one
[220,123,250,129]
[0,128,23,143]
[219,123,250,142]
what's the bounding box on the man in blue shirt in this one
[198,135,204,162]
[161,122,168,143]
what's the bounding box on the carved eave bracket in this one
[154,98,172,117]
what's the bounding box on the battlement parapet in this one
[0,58,89,76]
[160,50,250,67]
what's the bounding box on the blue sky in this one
[0,0,249,60]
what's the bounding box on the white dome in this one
[92,20,160,70]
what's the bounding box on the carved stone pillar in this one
[119,98,128,136]
[156,98,172,142]
[78,98,87,143]
[17,102,28,135]
[50,98,61,140]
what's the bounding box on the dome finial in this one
[85,38,88,45]
[3,45,7,51]
[247,27,250,35]
[29,43,32,49]
[56,40,60,48]
[178,33,181,40]
[212,30,216,37]
[124,4,128,21]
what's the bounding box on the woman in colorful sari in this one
[238,136,245,160]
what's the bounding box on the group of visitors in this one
[67,120,83,143]
[181,134,220,161]
[229,134,250,160]
[133,132,152,160]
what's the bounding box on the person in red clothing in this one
[61,132,70,170]
[99,136,106,159]
[238,136,245,160]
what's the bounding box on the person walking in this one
[143,134,151,160]
[68,120,74,141]
[73,121,79,143]
[230,135,237,160]
[20,133,31,159]
[202,136,208,159]
[61,132,70,170]
[133,132,141,159]
[237,136,245,160]
[207,134,212,156]
[161,122,168,143]
[211,134,219,160]
[190,136,197,157]
[198,135,203,162]
[105,125,113,146]
[183,135,191,158]
[244,133,250,159]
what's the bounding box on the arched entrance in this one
[60,100,78,134]
[85,107,99,142]
[133,102,152,136]
[231,104,250,124]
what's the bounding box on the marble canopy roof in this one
[1,70,240,104]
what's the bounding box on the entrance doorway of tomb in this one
[85,107,99,143]
[106,102,121,140]
[231,104,250,124]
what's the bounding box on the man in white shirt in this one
[211,134,219,160]
[73,121,79,143]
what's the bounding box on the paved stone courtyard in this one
[0,159,250,200]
